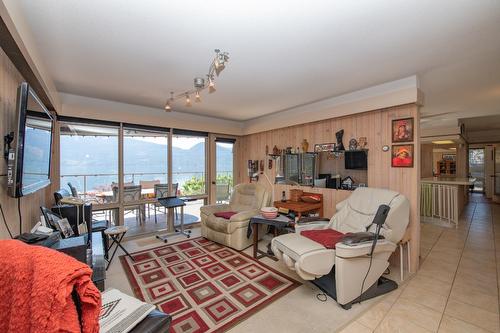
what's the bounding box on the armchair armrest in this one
[335,241,396,259]
[295,221,329,233]
[200,204,231,216]
[229,210,259,222]
[297,217,330,223]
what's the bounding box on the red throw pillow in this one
[300,229,345,249]
[214,211,238,219]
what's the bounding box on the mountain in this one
[59,137,233,190]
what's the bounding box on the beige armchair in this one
[200,183,271,250]
[271,187,410,309]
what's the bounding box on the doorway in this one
[469,148,485,193]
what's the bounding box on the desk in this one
[273,197,323,219]
[155,196,191,242]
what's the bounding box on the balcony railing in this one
[60,171,233,200]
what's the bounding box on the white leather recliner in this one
[200,183,271,250]
[271,187,410,309]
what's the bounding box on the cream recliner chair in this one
[271,187,410,309]
[200,183,271,250]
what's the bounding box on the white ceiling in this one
[9,0,500,122]
[461,115,500,143]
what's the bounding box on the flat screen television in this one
[344,150,367,170]
[7,82,54,198]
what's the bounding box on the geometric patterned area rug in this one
[120,237,301,333]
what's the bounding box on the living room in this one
[1,1,500,333]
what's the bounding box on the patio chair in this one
[140,180,161,218]
[67,182,78,197]
[113,185,144,225]
[154,183,179,223]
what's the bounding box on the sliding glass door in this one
[123,125,169,236]
[59,121,119,203]
[172,131,208,224]
[58,119,232,236]
[214,138,235,204]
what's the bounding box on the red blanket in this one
[0,240,101,333]
[214,211,238,219]
[300,229,345,249]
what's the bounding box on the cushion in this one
[206,215,232,233]
[300,229,345,249]
[214,211,238,219]
[272,233,329,261]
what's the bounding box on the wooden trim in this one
[0,16,55,111]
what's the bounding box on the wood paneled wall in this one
[0,47,54,239]
[421,144,434,178]
[237,104,421,271]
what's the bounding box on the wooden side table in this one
[273,192,324,219]
[248,215,294,261]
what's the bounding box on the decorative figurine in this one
[301,139,309,153]
[272,145,280,155]
[349,138,358,151]
[358,137,367,149]
[335,129,345,151]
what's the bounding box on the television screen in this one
[345,150,367,170]
[22,112,53,192]
[7,82,53,197]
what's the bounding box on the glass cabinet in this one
[282,153,317,186]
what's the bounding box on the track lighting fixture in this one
[164,49,229,112]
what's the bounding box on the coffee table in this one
[248,214,294,261]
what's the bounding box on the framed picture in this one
[442,154,456,161]
[391,144,414,168]
[314,143,336,152]
[56,218,75,238]
[392,117,414,143]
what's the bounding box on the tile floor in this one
[341,195,500,333]
[106,194,500,332]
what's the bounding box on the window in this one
[123,125,169,231]
[215,139,235,204]
[123,126,169,187]
[59,121,119,203]
[172,132,208,197]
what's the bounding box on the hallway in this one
[342,196,500,332]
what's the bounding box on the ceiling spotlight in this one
[214,60,225,76]
[195,90,201,102]
[208,78,216,94]
[185,94,191,107]
[165,102,171,112]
